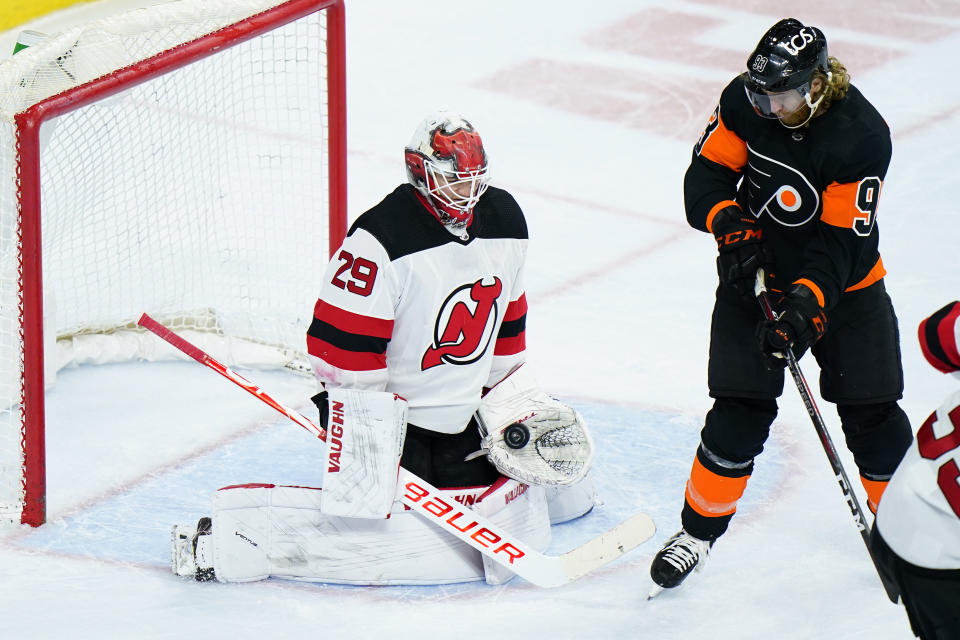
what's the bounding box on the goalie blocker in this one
[173,384,597,585]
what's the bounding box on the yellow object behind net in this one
[0,1,97,33]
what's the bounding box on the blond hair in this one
[813,57,850,108]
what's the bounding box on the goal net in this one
[0,0,346,526]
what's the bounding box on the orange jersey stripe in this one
[845,256,886,292]
[684,457,750,518]
[706,200,740,234]
[698,108,747,172]
[821,179,882,230]
[793,278,825,308]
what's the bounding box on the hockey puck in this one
[504,423,530,449]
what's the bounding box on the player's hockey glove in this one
[712,206,774,299]
[756,284,827,366]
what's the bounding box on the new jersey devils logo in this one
[747,144,819,227]
[422,277,502,370]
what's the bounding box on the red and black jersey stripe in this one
[307,300,394,371]
[494,293,526,356]
[919,301,960,373]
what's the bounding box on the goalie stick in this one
[137,313,655,588]
[754,272,900,603]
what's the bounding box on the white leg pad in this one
[474,478,552,585]
[210,483,490,585]
[545,470,598,525]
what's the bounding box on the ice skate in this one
[171,517,216,582]
[171,522,197,577]
[648,529,712,598]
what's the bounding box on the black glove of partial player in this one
[756,284,828,365]
[713,206,774,299]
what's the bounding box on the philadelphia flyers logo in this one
[422,277,502,370]
[746,144,819,227]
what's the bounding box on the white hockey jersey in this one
[307,184,527,434]
[875,386,960,570]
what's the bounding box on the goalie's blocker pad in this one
[312,387,407,519]
[475,365,593,486]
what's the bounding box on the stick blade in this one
[561,512,656,582]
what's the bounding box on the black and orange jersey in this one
[685,74,891,310]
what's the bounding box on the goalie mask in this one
[404,111,490,229]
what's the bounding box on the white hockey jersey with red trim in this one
[876,386,960,569]
[307,184,527,434]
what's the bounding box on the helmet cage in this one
[404,112,490,227]
[422,160,489,223]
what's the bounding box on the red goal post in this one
[0,0,347,526]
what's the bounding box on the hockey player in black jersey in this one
[649,18,913,595]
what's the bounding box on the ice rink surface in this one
[4,1,960,637]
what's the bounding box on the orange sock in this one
[860,476,889,514]
[684,456,750,518]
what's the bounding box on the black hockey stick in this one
[754,271,899,603]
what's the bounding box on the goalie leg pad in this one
[545,470,597,524]
[209,483,489,585]
[474,477,552,585]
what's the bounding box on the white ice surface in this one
[4,1,960,638]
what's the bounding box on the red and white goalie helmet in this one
[404,111,490,227]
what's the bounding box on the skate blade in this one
[171,524,196,577]
[170,525,180,575]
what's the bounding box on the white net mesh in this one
[0,0,337,523]
[0,116,21,522]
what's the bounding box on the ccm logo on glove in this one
[711,205,775,299]
[715,225,763,249]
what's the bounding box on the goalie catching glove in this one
[473,364,593,486]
